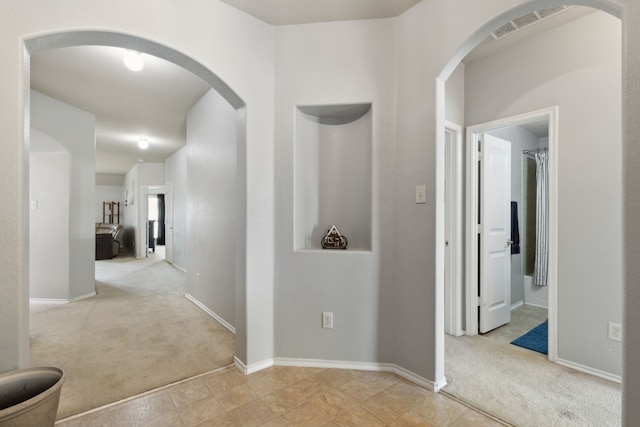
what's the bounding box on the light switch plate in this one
[415,185,427,204]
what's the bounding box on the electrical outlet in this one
[608,322,622,342]
[322,312,334,329]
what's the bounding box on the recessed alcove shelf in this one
[294,103,372,251]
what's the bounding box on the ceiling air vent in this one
[490,6,570,40]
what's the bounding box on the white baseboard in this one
[556,358,621,384]
[174,265,187,273]
[524,302,548,309]
[71,292,96,302]
[29,298,68,305]
[30,291,96,305]
[511,300,524,310]
[234,356,274,375]
[273,357,438,391]
[184,293,236,334]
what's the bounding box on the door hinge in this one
[478,152,483,161]
[477,296,482,306]
[476,224,483,234]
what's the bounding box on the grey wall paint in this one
[2,4,639,422]
[186,89,237,328]
[31,91,96,301]
[165,146,187,270]
[465,11,622,376]
[95,185,123,224]
[275,19,396,363]
[29,130,70,300]
[445,63,465,126]
[487,126,541,306]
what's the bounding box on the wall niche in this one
[294,103,372,251]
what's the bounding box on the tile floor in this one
[55,365,507,426]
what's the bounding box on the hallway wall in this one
[465,10,622,376]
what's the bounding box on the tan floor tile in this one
[215,383,258,412]
[76,404,133,427]
[362,380,429,423]
[246,372,288,396]
[177,396,225,427]
[281,401,330,427]
[411,393,468,426]
[129,390,177,426]
[261,385,310,415]
[331,405,386,427]
[137,412,185,427]
[387,409,437,427]
[202,368,247,395]
[448,408,507,427]
[225,399,280,427]
[168,379,212,408]
[308,388,358,418]
[338,373,397,403]
[271,366,325,384]
[315,369,361,388]
[288,373,333,401]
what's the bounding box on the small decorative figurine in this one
[321,225,348,249]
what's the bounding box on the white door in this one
[480,134,512,333]
[164,182,174,264]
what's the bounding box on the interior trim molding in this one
[29,298,68,305]
[184,293,236,334]
[234,356,274,375]
[70,292,97,302]
[556,358,621,384]
[273,357,440,391]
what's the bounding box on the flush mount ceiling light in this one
[123,50,144,71]
[138,138,149,149]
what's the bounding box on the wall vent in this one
[490,6,571,40]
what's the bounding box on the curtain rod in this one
[522,147,548,155]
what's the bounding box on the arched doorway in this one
[435,0,625,423]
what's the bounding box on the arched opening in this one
[24,30,247,417]
[435,1,624,424]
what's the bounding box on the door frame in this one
[444,121,464,336]
[464,107,558,362]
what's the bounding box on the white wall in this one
[31,91,96,301]
[165,146,187,270]
[124,163,166,258]
[186,89,237,329]
[2,3,640,423]
[487,125,542,306]
[29,130,70,300]
[465,11,622,376]
[274,19,397,363]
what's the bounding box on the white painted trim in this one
[173,265,187,273]
[444,120,464,337]
[234,356,273,375]
[274,357,441,392]
[29,298,68,305]
[71,292,96,302]
[511,300,524,310]
[184,293,236,334]
[556,358,621,384]
[465,107,559,365]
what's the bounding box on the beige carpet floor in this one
[29,251,235,419]
[444,333,621,426]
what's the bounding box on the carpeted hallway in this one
[29,250,235,420]
[444,306,621,426]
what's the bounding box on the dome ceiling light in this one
[123,50,144,71]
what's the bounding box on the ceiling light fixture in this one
[123,50,144,71]
[138,138,149,149]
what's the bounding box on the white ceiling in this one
[31,46,210,175]
[220,0,422,25]
[29,2,591,176]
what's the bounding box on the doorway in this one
[464,107,558,360]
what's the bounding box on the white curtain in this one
[533,150,549,286]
